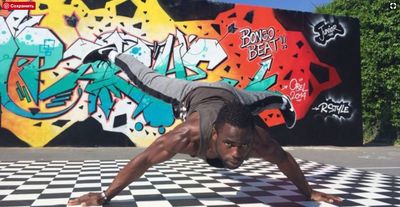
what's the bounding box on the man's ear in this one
[211,127,218,139]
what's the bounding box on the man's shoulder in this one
[176,112,201,141]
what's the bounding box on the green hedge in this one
[315,0,400,145]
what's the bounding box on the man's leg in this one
[114,53,197,104]
[82,45,210,119]
[83,45,204,104]
[229,87,296,129]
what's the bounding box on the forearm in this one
[104,153,151,200]
[277,152,313,199]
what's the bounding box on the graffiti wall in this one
[0,0,362,147]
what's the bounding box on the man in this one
[68,45,342,206]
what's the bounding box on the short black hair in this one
[214,102,255,132]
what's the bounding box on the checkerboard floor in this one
[0,158,399,207]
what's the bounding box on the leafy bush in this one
[316,0,400,144]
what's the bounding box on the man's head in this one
[213,103,255,169]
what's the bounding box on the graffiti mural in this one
[0,0,362,147]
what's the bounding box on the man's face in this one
[214,123,254,169]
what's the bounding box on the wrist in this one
[304,189,313,200]
[101,191,110,203]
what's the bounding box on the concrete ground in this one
[0,146,399,176]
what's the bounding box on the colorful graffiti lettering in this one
[0,0,348,147]
[239,27,287,61]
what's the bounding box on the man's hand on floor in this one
[310,190,343,204]
[67,192,106,206]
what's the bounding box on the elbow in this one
[143,139,173,165]
[135,152,153,169]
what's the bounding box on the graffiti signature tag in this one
[313,18,345,46]
[312,98,353,120]
[288,78,308,102]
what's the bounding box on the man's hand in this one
[310,190,342,204]
[67,193,106,206]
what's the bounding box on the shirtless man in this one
[68,45,342,206]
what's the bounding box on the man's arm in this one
[67,120,194,206]
[104,126,190,199]
[252,125,342,204]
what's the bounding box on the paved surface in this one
[0,146,399,176]
[0,146,399,206]
[0,158,399,207]
[285,146,400,176]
